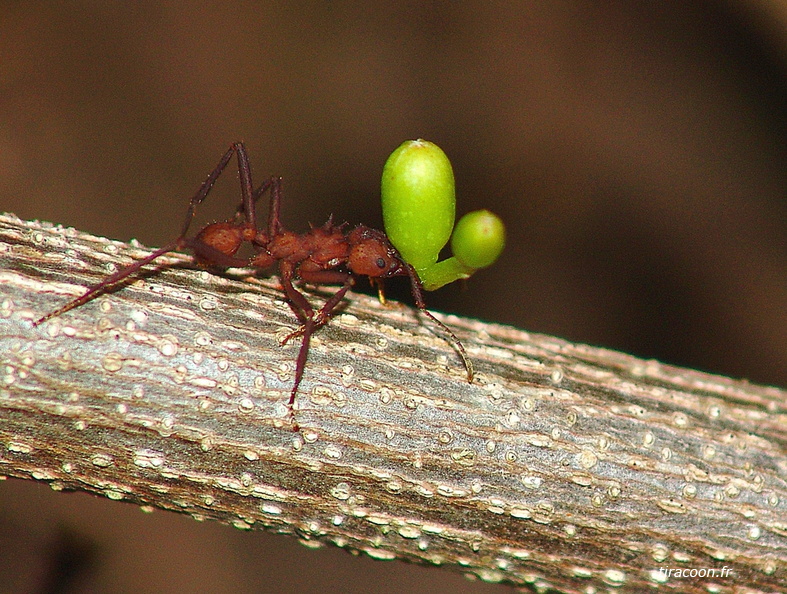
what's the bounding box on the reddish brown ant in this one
[34,142,473,429]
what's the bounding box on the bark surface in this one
[1,213,785,592]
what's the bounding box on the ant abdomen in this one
[190,222,249,268]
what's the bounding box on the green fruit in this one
[381,139,455,272]
[451,210,506,269]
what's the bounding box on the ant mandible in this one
[34,142,473,429]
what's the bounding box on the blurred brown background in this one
[1,2,785,593]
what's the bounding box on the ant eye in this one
[376,257,386,269]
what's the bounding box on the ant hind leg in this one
[32,240,182,326]
[34,143,250,327]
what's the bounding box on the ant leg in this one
[33,241,181,326]
[232,176,274,222]
[287,316,313,431]
[177,145,237,237]
[234,142,255,226]
[252,177,274,203]
[227,174,281,250]
[302,273,354,328]
[281,276,353,343]
[278,263,315,329]
[286,275,352,407]
[229,176,279,259]
[277,264,354,427]
[275,262,315,430]
[405,264,474,383]
[267,176,285,237]
[34,144,243,327]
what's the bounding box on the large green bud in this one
[381,139,455,272]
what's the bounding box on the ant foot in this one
[281,325,306,345]
[281,315,330,346]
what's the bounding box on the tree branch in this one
[1,212,785,592]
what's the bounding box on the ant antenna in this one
[405,264,474,383]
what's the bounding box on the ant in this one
[34,142,473,429]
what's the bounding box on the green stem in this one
[418,257,476,291]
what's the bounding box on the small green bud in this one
[380,139,505,292]
[381,139,455,272]
[451,210,506,269]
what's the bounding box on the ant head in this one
[347,225,407,279]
